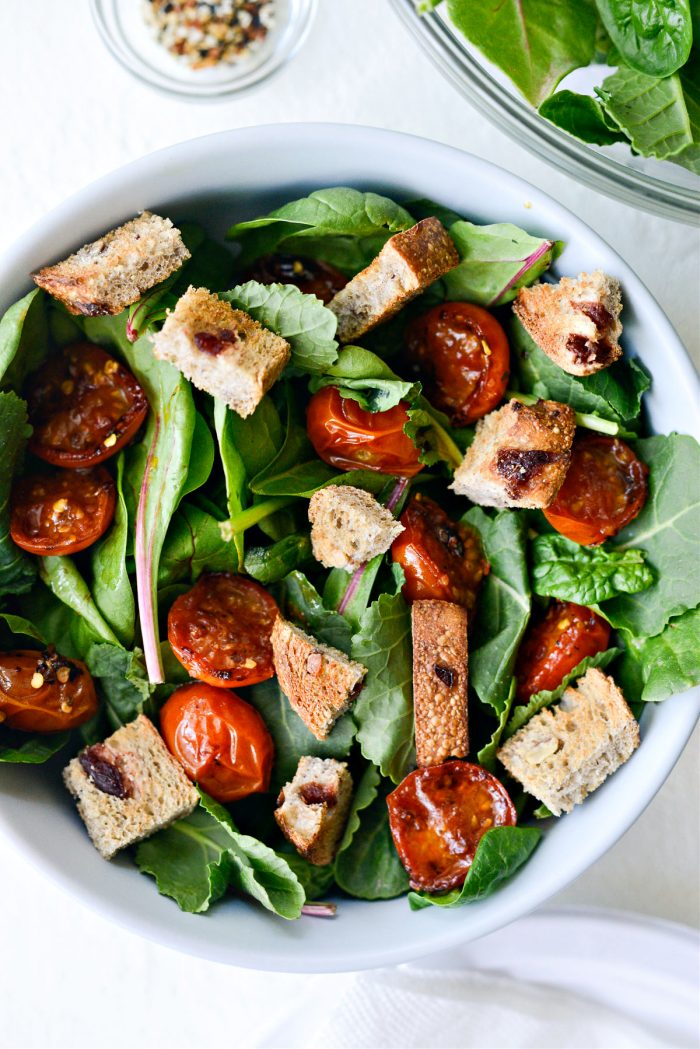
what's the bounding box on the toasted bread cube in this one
[151,286,290,417]
[63,715,199,859]
[327,218,459,343]
[308,485,404,571]
[412,600,469,767]
[497,668,639,816]
[32,212,190,317]
[275,756,353,866]
[514,271,623,376]
[271,617,366,741]
[451,398,576,509]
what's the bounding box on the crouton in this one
[412,600,469,767]
[271,617,366,741]
[327,218,459,343]
[63,715,199,859]
[497,667,639,816]
[151,286,290,417]
[32,212,190,317]
[275,756,353,865]
[450,398,576,509]
[308,485,404,571]
[514,271,623,376]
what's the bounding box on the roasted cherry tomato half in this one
[160,683,274,803]
[391,494,488,615]
[0,648,98,732]
[28,342,148,467]
[405,302,510,426]
[167,572,278,688]
[387,760,517,892]
[10,467,116,556]
[306,386,423,477]
[246,253,348,304]
[515,600,611,702]
[544,434,648,546]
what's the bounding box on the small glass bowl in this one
[390,0,700,226]
[90,0,318,102]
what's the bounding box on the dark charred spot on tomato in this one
[79,745,132,799]
[300,783,337,807]
[435,523,464,558]
[434,665,455,687]
[35,648,81,685]
[194,329,239,356]
[572,300,613,329]
[497,449,561,498]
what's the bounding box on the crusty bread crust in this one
[308,485,404,571]
[63,715,199,859]
[32,212,190,316]
[451,398,576,509]
[497,667,639,816]
[328,217,459,343]
[275,756,353,866]
[271,618,366,740]
[514,271,623,376]
[151,286,290,417]
[412,600,469,767]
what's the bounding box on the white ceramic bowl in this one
[0,124,698,972]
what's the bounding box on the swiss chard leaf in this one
[334,782,410,901]
[597,66,693,159]
[615,607,700,703]
[531,533,654,604]
[408,826,541,909]
[0,391,36,595]
[90,453,135,647]
[441,221,558,307]
[594,0,692,78]
[539,90,628,145]
[0,729,70,764]
[308,345,420,411]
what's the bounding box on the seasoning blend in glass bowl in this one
[91,0,317,100]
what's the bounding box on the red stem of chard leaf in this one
[301,902,337,918]
[488,239,553,307]
[337,477,408,616]
[135,416,165,683]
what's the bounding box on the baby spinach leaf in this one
[0,611,44,645]
[446,0,597,106]
[0,391,36,595]
[334,783,410,900]
[408,826,541,909]
[597,66,693,158]
[336,763,381,854]
[615,607,700,703]
[441,222,558,307]
[244,534,312,585]
[179,412,215,504]
[158,503,234,586]
[279,570,353,653]
[247,677,356,789]
[281,851,335,900]
[222,395,284,479]
[0,729,70,764]
[222,281,338,374]
[351,590,414,782]
[539,90,629,144]
[213,399,246,570]
[85,643,155,730]
[476,679,517,771]
[38,557,121,649]
[602,434,700,637]
[594,0,692,78]
[531,533,654,604]
[90,453,135,647]
[463,508,531,715]
[505,647,620,738]
[226,187,414,268]
[308,345,420,412]
[0,288,49,390]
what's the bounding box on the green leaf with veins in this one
[441,221,558,306]
[85,643,156,730]
[594,0,692,78]
[308,345,420,411]
[476,679,516,771]
[671,56,700,174]
[334,775,409,900]
[0,730,70,765]
[531,534,654,604]
[597,67,692,159]
[539,91,628,145]
[0,288,49,390]
[279,570,353,653]
[244,534,312,585]
[280,850,335,900]
[213,399,246,570]
[615,608,700,703]
[0,391,36,595]
[38,557,121,648]
[158,503,235,586]
[336,763,381,854]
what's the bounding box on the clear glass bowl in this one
[91,0,317,102]
[389,0,700,226]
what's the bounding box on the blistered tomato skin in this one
[387,761,517,893]
[246,254,348,304]
[0,649,98,732]
[405,302,510,426]
[160,684,274,803]
[391,494,488,614]
[167,572,278,688]
[515,600,611,702]
[28,342,148,468]
[306,386,424,477]
[544,435,648,546]
[10,467,116,556]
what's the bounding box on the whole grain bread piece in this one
[412,600,469,767]
[271,617,366,740]
[497,667,639,816]
[327,217,459,343]
[308,484,404,571]
[514,271,623,376]
[275,756,353,866]
[63,714,199,859]
[450,398,576,509]
[32,212,190,316]
[151,285,290,417]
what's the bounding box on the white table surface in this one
[0,2,698,1046]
